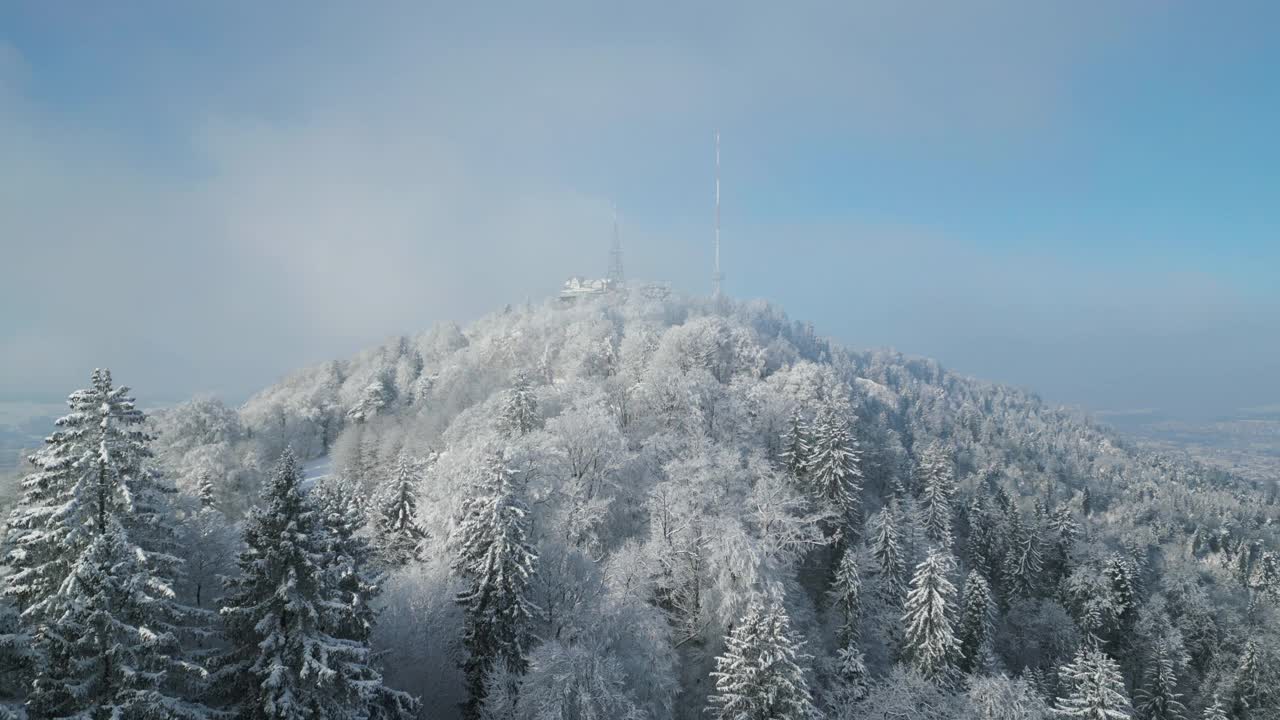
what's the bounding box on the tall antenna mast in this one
[608,202,625,286]
[713,130,723,298]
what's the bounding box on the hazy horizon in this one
[3,2,1278,420]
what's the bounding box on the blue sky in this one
[1,1,1277,418]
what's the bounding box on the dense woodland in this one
[1,291,1278,720]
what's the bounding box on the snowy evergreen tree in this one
[957,570,994,674]
[708,595,818,720]
[347,373,395,424]
[1250,551,1280,601]
[966,498,998,583]
[1054,644,1134,720]
[312,476,374,635]
[779,408,810,484]
[830,546,862,648]
[1049,506,1079,542]
[1104,553,1139,631]
[901,548,959,681]
[918,445,955,546]
[1136,641,1187,720]
[499,372,539,437]
[5,370,171,612]
[476,661,519,720]
[1004,529,1044,600]
[213,450,409,720]
[375,453,428,567]
[2,370,209,719]
[912,443,951,496]
[1232,639,1271,720]
[1233,546,1253,587]
[29,528,210,719]
[314,476,420,720]
[453,451,539,719]
[1046,506,1080,586]
[804,404,861,528]
[197,469,218,509]
[836,645,869,698]
[871,503,908,603]
[0,600,31,704]
[1201,695,1228,720]
[1027,666,1055,703]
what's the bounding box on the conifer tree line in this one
[0,371,419,719]
[3,295,1279,720]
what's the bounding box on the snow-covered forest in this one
[2,290,1278,720]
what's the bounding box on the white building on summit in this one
[559,276,618,302]
[560,203,625,303]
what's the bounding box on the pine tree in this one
[1232,639,1269,719]
[376,453,428,567]
[214,450,404,720]
[871,503,908,603]
[1049,506,1079,543]
[0,600,32,702]
[891,472,910,499]
[1054,644,1134,720]
[312,475,380,646]
[1189,527,1206,558]
[314,476,420,720]
[1201,695,1228,720]
[1233,545,1253,587]
[901,548,959,681]
[779,408,811,484]
[830,546,862,648]
[913,443,952,498]
[957,570,994,674]
[2,370,209,718]
[965,498,997,582]
[1136,641,1187,720]
[499,372,539,436]
[453,451,539,719]
[1026,666,1054,702]
[919,446,956,548]
[804,404,862,527]
[1250,551,1280,601]
[197,469,218,509]
[1104,553,1139,630]
[477,662,519,720]
[6,369,167,611]
[1046,506,1079,586]
[1004,530,1043,600]
[31,528,209,719]
[708,596,818,720]
[836,643,868,699]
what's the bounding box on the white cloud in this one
[1,2,1274,418]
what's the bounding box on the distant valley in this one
[1099,407,1280,485]
[0,402,61,471]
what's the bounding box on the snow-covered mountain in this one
[122,290,1280,718]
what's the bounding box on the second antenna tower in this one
[713,131,723,298]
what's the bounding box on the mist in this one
[2,1,1277,418]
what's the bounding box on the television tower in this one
[608,202,625,286]
[713,130,723,298]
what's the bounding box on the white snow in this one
[301,454,333,490]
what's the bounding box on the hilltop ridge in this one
[138,289,1280,719]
